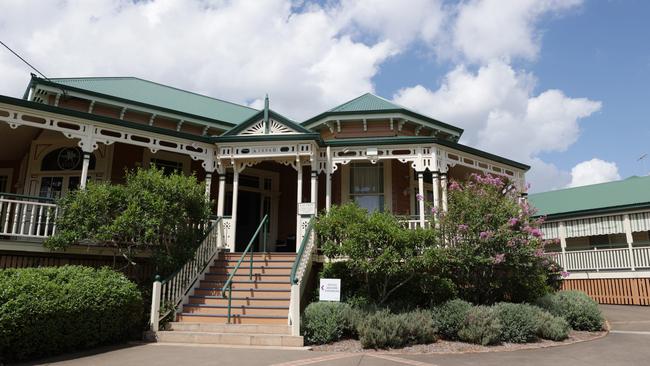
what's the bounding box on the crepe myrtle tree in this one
[432,173,563,304]
[45,167,211,276]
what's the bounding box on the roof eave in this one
[31,76,239,129]
[536,202,650,221]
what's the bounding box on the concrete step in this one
[198,280,291,290]
[215,258,296,265]
[210,267,292,275]
[189,296,290,307]
[193,287,290,297]
[166,322,291,335]
[203,273,290,282]
[183,304,289,316]
[156,330,303,347]
[222,253,296,260]
[177,313,288,325]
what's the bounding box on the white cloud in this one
[568,158,621,188]
[447,0,583,62]
[0,0,402,120]
[394,61,602,192]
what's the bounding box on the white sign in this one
[298,202,315,215]
[319,278,341,302]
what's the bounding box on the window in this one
[41,147,96,171]
[150,158,183,175]
[349,162,384,212]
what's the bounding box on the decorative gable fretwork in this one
[239,119,298,136]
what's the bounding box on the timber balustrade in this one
[548,246,650,272]
[150,217,223,331]
[0,194,58,238]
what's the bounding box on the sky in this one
[0,0,648,193]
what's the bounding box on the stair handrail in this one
[150,216,222,331]
[221,214,269,323]
[290,217,315,284]
[288,217,316,336]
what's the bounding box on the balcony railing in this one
[0,194,58,239]
[401,216,431,230]
[548,246,650,272]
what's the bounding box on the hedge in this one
[0,266,143,362]
[536,290,604,331]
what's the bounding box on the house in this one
[530,176,650,305]
[0,74,529,255]
[0,74,531,345]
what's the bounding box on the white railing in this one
[0,195,58,238]
[548,246,650,272]
[289,217,316,337]
[150,217,222,331]
[402,219,431,230]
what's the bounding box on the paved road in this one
[23,305,650,366]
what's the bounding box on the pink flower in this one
[479,231,493,240]
[561,271,570,278]
[530,228,543,238]
[458,224,468,232]
[416,193,424,201]
[430,206,438,214]
[492,253,505,264]
[534,248,544,257]
[507,217,519,227]
[449,181,462,191]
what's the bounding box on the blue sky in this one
[0,0,645,192]
[374,0,650,186]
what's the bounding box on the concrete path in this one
[22,305,650,366]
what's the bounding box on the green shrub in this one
[536,311,570,341]
[537,291,604,331]
[493,303,541,343]
[0,266,143,362]
[302,302,357,345]
[458,306,502,346]
[432,299,473,340]
[358,309,437,349]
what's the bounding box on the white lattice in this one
[269,119,296,134]
[239,119,298,136]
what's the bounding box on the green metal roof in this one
[34,76,259,126]
[327,93,403,112]
[302,92,464,136]
[529,176,650,218]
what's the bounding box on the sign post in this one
[319,278,341,302]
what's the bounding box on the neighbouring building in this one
[530,176,650,305]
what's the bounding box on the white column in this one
[296,160,303,250]
[624,214,636,271]
[231,168,239,252]
[80,152,91,189]
[417,171,425,227]
[310,170,318,213]
[559,221,568,269]
[432,171,440,213]
[204,172,212,200]
[440,172,448,212]
[325,146,332,212]
[149,276,161,332]
[217,173,226,217]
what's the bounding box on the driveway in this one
[22,305,650,366]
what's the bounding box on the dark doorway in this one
[235,190,262,252]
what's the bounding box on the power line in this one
[0,39,49,80]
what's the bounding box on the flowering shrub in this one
[434,173,561,304]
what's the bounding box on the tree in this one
[316,203,436,305]
[45,167,211,276]
[435,173,561,304]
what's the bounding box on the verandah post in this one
[417,171,425,228]
[231,167,239,252]
[149,275,162,332]
[296,158,303,250]
[624,214,636,271]
[79,151,91,189]
[325,146,332,212]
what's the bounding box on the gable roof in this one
[301,92,464,137]
[29,76,259,126]
[529,176,650,219]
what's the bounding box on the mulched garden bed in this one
[310,330,607,354]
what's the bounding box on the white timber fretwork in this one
[0,103,216,169]
[239,119,299,136]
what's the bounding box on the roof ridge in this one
[49,76,259,112]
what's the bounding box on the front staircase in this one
[156,251,304,347]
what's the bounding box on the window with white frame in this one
[349,162,384,212]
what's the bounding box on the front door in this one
[36,175,85,199]
[235,190,262,252]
